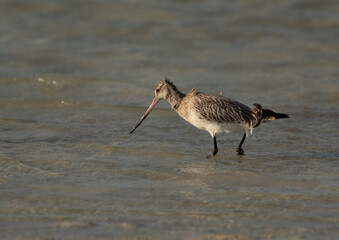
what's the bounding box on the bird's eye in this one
[156,89,160,92]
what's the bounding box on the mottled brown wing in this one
[195,93,255,126]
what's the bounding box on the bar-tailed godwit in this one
[130,77,289,156]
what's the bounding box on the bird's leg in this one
[206,135,218,158]
[213,135,218,156]
[236,133,246,155]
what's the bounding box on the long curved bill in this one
[130,98,160,134]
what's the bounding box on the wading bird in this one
[130,77,289,156]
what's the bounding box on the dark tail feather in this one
[263,109,290,119]
[252,103,289,127]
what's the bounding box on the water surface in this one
[0,0,338,239]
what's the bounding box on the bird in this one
[130,77,289,156]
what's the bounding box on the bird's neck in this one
[166,88,185,110]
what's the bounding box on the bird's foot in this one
[206,152,218,159]
[236,147,245,156]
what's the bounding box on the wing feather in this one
[195,93,255,127]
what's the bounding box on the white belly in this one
[183,111,245,137]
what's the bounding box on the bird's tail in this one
[251,103,289,128]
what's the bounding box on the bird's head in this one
[130,77,175,134]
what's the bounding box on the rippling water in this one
[1,0,338,239]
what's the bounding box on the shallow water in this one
[1,0,339,239]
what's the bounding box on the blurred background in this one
[0,0,338,239]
